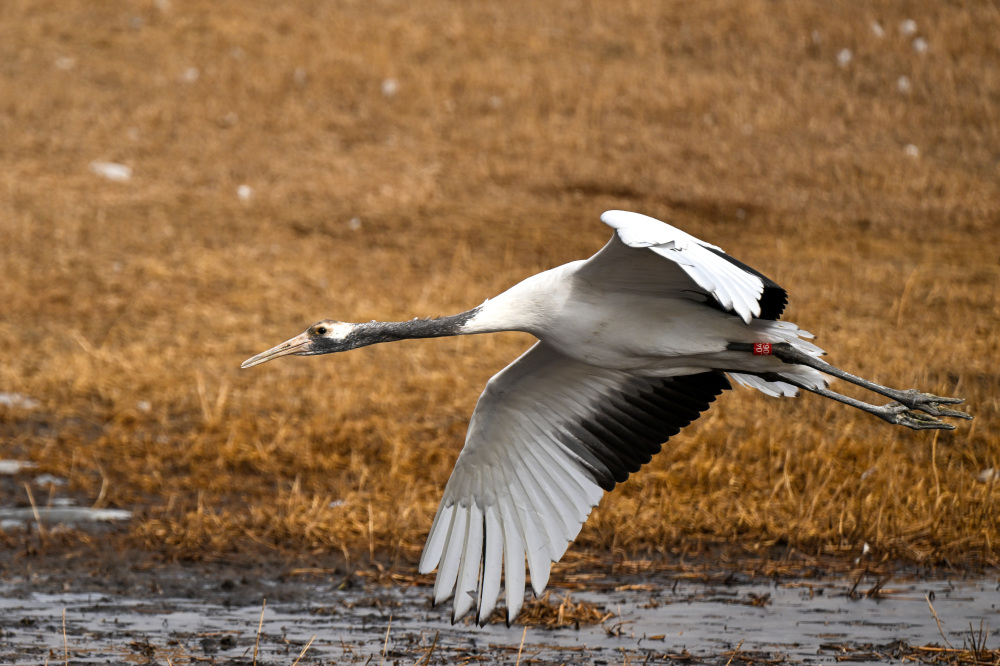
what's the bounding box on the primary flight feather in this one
[242,210,970,625]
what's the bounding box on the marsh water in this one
[0,465,996,663]
[1,563,997,664]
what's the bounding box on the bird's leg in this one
[759,374,961,430]
[728,342,972,429]
[768,343,970,419]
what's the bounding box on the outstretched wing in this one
[576,210,786,322]
[418,342,730,625]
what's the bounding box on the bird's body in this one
[466,261,818,383]
[243,210,970,626]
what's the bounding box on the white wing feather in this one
[418,342,727,625]
[598,209,768,323]
[419,344,616,624]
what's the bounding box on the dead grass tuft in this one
[823,640,1000,666]
[511,591,613,629]
[0,0,997,574]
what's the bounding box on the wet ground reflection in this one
[1,572,997,664]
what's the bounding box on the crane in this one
[241,210,971,626]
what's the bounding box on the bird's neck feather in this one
[458,267,566,335]
[350,267,563,347]
[351,307,484,346]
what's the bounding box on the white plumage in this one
[242,210,971,626]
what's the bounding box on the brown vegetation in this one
[1,0,997,577]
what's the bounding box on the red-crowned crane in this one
[242,210,970,626]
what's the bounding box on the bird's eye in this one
[315,326,327,336]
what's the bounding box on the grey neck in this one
[353,306,481,345]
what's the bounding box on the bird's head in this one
[240,319,357,368]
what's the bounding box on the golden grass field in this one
[1,0,998,578]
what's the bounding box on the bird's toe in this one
[896,410,957,431]
[894,390,972,420]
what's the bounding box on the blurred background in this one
[0,0,997,570]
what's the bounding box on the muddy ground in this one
[2,533,998,665]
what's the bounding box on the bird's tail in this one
[729,320,828,397]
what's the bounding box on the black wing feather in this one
[703,246,787,320]
[555,371,731,492]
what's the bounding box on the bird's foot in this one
[888,389,973,422]
[874,400,967,430]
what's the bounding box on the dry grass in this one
[0,0,998,574]
[510,591,612,629]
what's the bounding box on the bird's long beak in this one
[241,331,312,369]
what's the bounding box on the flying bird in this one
[242,210,971,625]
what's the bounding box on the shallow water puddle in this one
[0,575,997,664]
[0,507,132,528]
